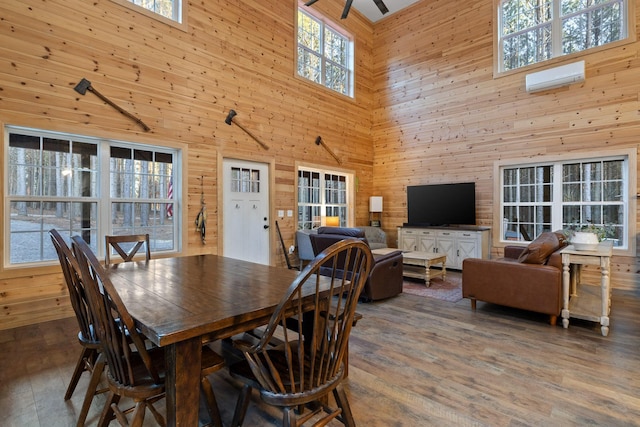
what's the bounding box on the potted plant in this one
[565,223,608,251]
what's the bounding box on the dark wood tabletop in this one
[107,254,311,427]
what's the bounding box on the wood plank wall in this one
[0,0,376,330]
[372,0,640,290]
[1,0,638,330]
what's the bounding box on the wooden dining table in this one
[107,254,326,427]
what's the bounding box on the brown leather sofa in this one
[309,227,403,301]
[462,231,569,325]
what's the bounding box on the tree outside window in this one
[297,8,353,96]
[128,0,181,22]
[499,0,627,72]
[500,155,628,248]
[5,127,179,266]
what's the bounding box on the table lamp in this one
[325,216,340,227]
[369,196,383,227]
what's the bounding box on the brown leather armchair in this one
[309,227,403,301]
[462,231,569,325]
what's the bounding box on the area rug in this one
[402,272,463,302]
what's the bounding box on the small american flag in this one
[166,177,173,218]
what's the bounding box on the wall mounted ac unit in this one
[525,60,585,93]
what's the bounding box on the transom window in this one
[500,153,631,249]
[498,0,629,71]
[297,7,354,97]
[298,167,351,230]
[5,126,179,267]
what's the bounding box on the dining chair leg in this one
[201,376,223,427]
[76,353,106,427]
[147,401,165,426]
[283,407,295,427]
[333,386,356,427]
[98,392,119,427]
[129,401,147,427]
[231,384,252,427]
[65,346,96,400]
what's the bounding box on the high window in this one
[298,167,352,230]
[5,126,179,267]
[499,151,633,250]
[297,7,354,97]
[498,0,629,72]
[111,0,184,26]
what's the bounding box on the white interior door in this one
[222,159,270,264]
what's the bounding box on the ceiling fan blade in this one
[341,0,354,19]
[373,0,389,15]
[304,0,319,6]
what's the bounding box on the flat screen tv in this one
[406,182,476,226]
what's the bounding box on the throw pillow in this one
[518,232,561,264]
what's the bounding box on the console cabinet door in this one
[417,230,436,253]
[457,232,480,262]
[436,231,457,267]
[398,228,418,251]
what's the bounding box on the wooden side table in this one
[560,241,614,336]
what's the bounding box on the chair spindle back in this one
[50,229,96,343]
[239,239,372,400]
[72,236,161,387]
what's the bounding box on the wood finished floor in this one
[2,273,639,426]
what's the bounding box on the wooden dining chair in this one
[275,220,297,270]
[50,229,107,427]
[72,236,225,427]
[105,234,151,264]
[229,239,373,427]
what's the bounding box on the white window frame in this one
[496,0,634,73]
[110,0,187,30]
[3,125,181,268]
[296,4,355,97]
[494,149,636,255]
[297,164,354,230]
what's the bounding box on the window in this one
[498,0,629,71]
[297,7,354,97]
[111,0,184,26]
[298,167,352,230]
[230,167,261,193]
[499,152,632,249]
[5,126,179,267]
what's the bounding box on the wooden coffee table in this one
[372,249,446,286]
[401,251,446,286]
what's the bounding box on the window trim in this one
[493,0,636,76]
[493,148,637,256]
[296,3,355,98]
[3,125,184,271]
[110,0,188,31]
[295,162,355,230]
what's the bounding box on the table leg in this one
[570,264,579,296]
[441,258,446,281]
[424,261,431,287]
[165,337,202,426]
[561,258,570,329]
[600,257,611,337]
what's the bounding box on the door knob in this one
[263,225,270,229]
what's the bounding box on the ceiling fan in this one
[304,0,389,19]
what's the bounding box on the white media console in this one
[397,226,491,270]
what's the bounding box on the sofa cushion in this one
[317,227,365,238]
[518,231,562,264]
